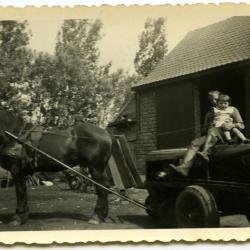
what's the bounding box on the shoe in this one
[169,164,188,177]
[227,139,235,145]
[243,139,250,144]
[197,151,209,162]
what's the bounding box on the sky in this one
[4,4,250,73]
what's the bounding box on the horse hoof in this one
[9,219,22,226]
[9,213,29,226]
[88,214,103,225]
[88,218,100,225]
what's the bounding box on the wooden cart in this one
[144,144,250,228]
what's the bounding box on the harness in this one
[0,124,43,172]
[17,124,43,171]
[3,123,110,173]
[5,128,70,165]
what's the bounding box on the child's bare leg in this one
[201,135,213,154]
[224,131,232,141]
[168,137,206,177]
[231,128,250,143]
[198,133,218,161]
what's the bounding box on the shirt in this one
[202,106,245,134]
[213,106,234,127]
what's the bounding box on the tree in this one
[0,20,34,117]
[0,21,32,84]
[134,17,168,77]
[98,69,139,126]
[43,19,116,127]
[0,19,139,128]
[29,52,57,90]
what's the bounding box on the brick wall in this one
[135,89,157,173]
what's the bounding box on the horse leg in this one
[87,166,109,225]
[10,163,29,226]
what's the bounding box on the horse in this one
[0,109,113,226]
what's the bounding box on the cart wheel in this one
[175,185,219,228]
[68,176,82,190]
[85,183,96,194]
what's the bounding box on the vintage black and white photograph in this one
[1,4,250,243]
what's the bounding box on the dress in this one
[212,106,234,128]
[191,106,244,149]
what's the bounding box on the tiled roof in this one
[134,16,250,89]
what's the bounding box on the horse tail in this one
[106,127,120,167]
[106,127,116,158]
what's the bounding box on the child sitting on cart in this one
[213,94,249,143]
[198,94,250,161]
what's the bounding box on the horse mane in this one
[0,109,24,133]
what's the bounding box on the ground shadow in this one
[0,212,89,224]
[29,212,89,221]
[118,215,161,229]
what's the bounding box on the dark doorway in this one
[197,67,246,134]
[156,81,195,149]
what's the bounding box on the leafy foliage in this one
[0,21,32,83]
[50,19,138,127]
[134,17,168,77]
[0,19,155,128]
[50,19,113,127]
[98,69,139,126]
[0,21,33,108]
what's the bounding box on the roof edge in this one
[132,59,250,91]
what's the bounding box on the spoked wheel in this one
[175,185,219,228]
[68,176,82,190]
[81,179,96,194]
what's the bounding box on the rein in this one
[0,127,96,160]
[18,129,99,141]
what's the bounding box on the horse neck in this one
[0,110,25,135]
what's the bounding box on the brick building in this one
[132,16,250,173]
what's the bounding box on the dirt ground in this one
[0,183,249,231]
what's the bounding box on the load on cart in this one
[144,90,250,228]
